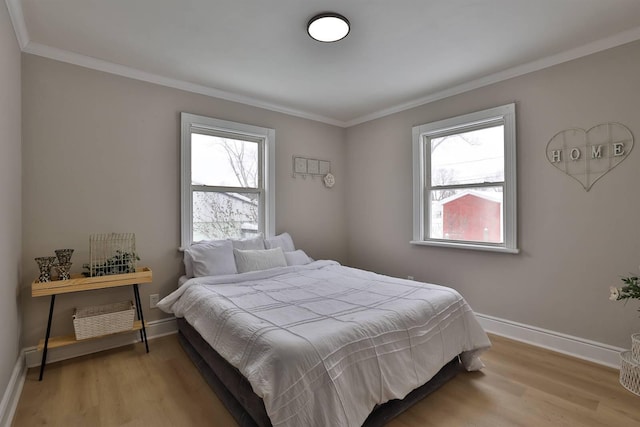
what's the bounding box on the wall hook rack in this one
[292,156,331,179]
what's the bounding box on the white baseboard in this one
[0,350,26,427]
[25,317,177,368]
[476,312,624,369]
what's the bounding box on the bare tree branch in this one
[220,139,256,187]
[193,137,260,240]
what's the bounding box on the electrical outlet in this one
[407,276,414,281]
[149,293,160,309]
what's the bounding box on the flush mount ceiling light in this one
[307,13,350,43]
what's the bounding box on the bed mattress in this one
[177,317,463,427]
[159,261,491,427]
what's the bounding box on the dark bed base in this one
[177,318,462,427]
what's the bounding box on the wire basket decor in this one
[620,351,640,397]
[619,334,640,397]
[85,233,139,277]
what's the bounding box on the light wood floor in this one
[12,334,640,426]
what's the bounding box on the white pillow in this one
[184,240,225,278]
[265,232,295,252]
[187,240,238,277]
[234,248,287,273]
[184,251,195,278]
[284,250,312,266]
[231,234,265,250]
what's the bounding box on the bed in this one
[159,235,491,427]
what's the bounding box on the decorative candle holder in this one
[56,262,72,281]
[55,248,74,265]
[35,256,57,283]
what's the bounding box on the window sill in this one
[410,240,520,254]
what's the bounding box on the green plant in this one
[82,251,140,277]
[610,276,640,313]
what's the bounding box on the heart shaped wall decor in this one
[546,122,634,191]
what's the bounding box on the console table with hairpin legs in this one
[31,267,153,380]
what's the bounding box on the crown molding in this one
[345,25,640,127]
[5,0,28,49]
[6,0,640,129]
[21,42,347,127]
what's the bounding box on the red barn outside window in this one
[440,191,502,243]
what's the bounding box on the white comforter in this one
[158,261,491,427]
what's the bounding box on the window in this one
[181,113,275,247]
[411,104,518,253]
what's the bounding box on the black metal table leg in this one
[133,284,149,353]
[39,295,56,381]
[132,285,144,342]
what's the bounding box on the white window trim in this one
[180,112,275,248]
[411,103,518,254]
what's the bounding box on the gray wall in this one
[0,0,22,399]
[345,40,640,349]
[21,55,347,347]
[15,25,640,357]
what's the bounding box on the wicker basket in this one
[632,333,640,363]
[73,301,136,340]
[620,351,640,397]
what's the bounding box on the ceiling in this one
[7,0,640,127]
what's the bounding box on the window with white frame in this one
[180,113,275,248]
[411,103,518,253]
